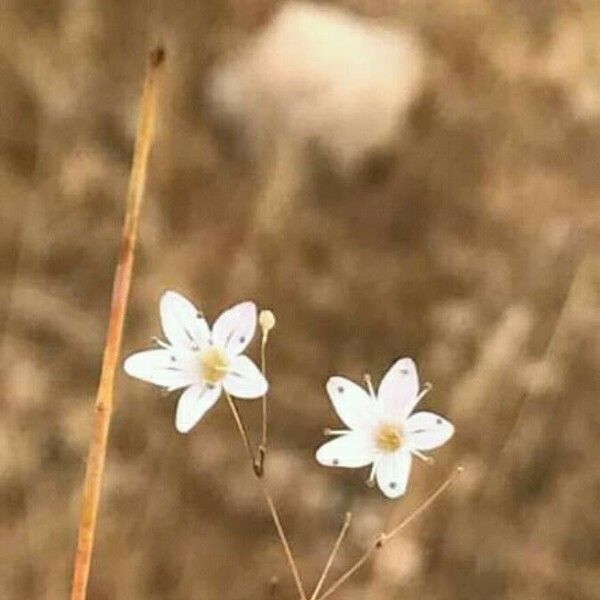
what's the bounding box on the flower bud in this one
[259,309,276,335]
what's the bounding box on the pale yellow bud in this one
[259,309,276,335]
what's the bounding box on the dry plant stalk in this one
[70,47,165,600]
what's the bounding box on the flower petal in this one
[211,301,257,356]
[326,376,378,430]
[223,355,268,399]
[406,411,454,451]
[123,349,199,390]
[160,290,210,350]
[376,451,412,499]
[175,383,221,433]
[316,433,375,468]
[378,358,420,419]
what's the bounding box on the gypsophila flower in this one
[124,291,268,433]
[316,358,454,499]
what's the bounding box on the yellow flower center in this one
[376,424,404,453]
[199,347,230,384]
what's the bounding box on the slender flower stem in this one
[309,512,352,600]
[261,491,307,600]
[225,392,307,600]
[256,332,269,474]
[70,47,165,600]
[224,391,257,464]
[316,467,463,600]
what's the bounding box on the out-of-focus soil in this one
[1,1,599,599]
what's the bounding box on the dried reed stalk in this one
[70,46,165,600]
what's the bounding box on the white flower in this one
[316,358,454,499]
[124,291,268,434]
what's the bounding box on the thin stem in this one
[224,391,256,464]
[225,393,307,600]
[261,490,307,600]
[255,333,268,475]
[317,467,463,600]
[309,512,352,600]
[70,46,165,600]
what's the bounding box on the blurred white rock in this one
[209,1,425,170]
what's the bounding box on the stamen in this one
[366,461,377,487]
[416,382,433,402]
[376,424,404,453]
[412,449,435,464]
[364,373,376,400]
[323,428,349,436]
[199,347,230,384]
[152,337,170,349]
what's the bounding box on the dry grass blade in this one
[69,46,165,600]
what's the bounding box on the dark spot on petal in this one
[337,386,344,394]
[196,311,204,319]
[389,481,397,489]
[170,355,176,362]
[400,369,409,375]
[332,459,339,466]
[239,336,246,344]
[436,418,443,425]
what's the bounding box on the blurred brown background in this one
[1,1,599,599]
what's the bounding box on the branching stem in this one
[225,392,307,600]
[309,512,352,600]
[316,467,463,600]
